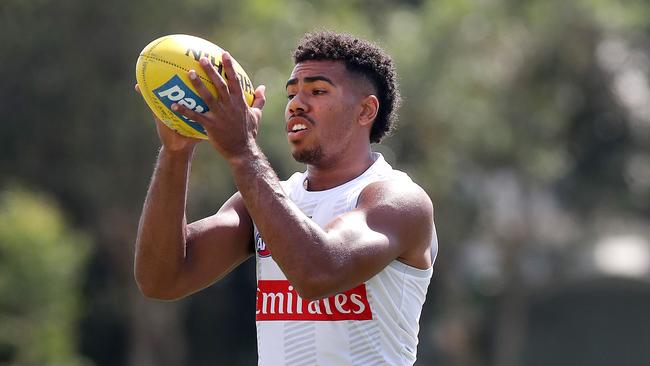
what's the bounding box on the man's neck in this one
[304,150,375,191]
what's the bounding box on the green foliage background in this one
[0,187,89,366]
[1,0,649,365]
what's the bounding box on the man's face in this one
[284,60,368,165]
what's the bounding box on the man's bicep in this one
[358,181,434,269]
[175,193,254,296]
[326,181,434,280]
[326,210,398,269]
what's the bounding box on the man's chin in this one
[292,147,323,165]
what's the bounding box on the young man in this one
[135,31,438,365]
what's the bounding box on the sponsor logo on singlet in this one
[255,216,313,259]
[255,232,271,257]
[256,280,373,321]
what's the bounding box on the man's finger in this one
[199,57,229,103]
[252,85,266,110]
[222,52,245,102]
[171,103,209,128]
[135,84,141,94]
[188,69,216,106]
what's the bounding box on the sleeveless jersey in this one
[254,153,438,366]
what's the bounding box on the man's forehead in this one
[289,60,347,81]
[286,60,375,95]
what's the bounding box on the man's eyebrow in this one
[285,76,336,89]
[285,78,298,89]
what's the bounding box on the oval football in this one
[136,34,255,139]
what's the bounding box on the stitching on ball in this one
[140,54,213,84]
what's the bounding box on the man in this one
[135,31,438,365]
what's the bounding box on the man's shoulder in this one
[359,179,432,211]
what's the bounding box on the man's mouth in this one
[287,118,311,143]
[291,123,307,132]
[286,114,314,136]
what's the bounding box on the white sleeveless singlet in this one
[254,153,438,366]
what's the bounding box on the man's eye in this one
[287,94,295,100]
[313,89,326,95]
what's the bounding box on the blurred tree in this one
[0,186,90,366]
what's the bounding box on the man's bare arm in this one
[134,121,253,301]
[228,154,433,300]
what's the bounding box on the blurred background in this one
[1,0,649,365]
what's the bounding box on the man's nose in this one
[288,93,308,115]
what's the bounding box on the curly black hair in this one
[292,31,401,143]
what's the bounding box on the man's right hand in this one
[135,83,200,153]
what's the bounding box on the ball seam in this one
[139,54,213,84]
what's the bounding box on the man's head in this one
[292,31,401,144]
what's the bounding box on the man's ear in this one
[358,95,379,127]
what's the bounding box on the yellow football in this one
[135,34,255,139]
